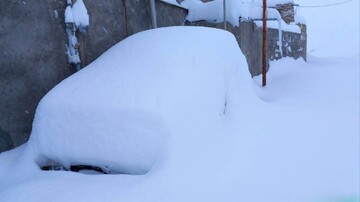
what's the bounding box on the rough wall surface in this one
[0,0,305,152]
[156,2,187,27]
[185,21,266,76]
[274,3,295,24]
[79,0,128,67]
[125,0,153,36]
[0,0,73,152]
[0,0,188,152]
[267,27,307,61]
[80,0,186,67]
[185,20,306,76]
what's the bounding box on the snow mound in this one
[29,27,245,175]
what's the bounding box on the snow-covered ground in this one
[0,0,359,201]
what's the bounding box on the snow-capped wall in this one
[186,20,306,76]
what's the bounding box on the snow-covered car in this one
[0,24,358,202]
[29,26,252,175]
[0,27,255,201]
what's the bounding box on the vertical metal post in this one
[262,0,267,86]
[150,0,157,28]
[223,0,227,30]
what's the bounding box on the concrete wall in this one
[0,0,305,152]
[79,0,187,67]
[0,0,74,152]
[267,26,307,61]
[185,20,306,76]
[156,2,187,27]
[0,0,187,152]
[79,0,128,67]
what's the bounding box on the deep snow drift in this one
[30,26,248,175]
[0,27,259,202]
[0,0,359,201]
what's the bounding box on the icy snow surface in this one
[0,0,359,201]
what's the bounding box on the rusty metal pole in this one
[150,0,157,28]
[262,0,267,86]
[223,0,227,30]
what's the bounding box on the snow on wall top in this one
[181,0,299,32]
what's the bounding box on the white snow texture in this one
[0,0,359,201]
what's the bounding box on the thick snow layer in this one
[0,0,359,200]
[30,27,249,175]
[297,0,359,57]
[294,13,306,24]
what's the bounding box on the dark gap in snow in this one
[223,95,227,115]
[41,164,117,175]
[70,165,108,174]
